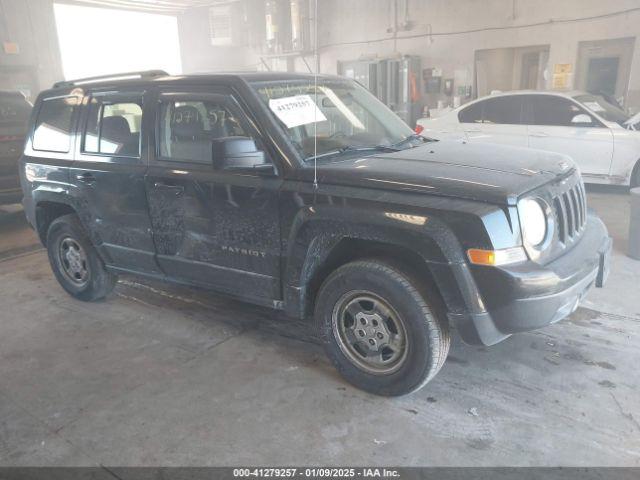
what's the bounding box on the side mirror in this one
[571,113,593,126]
[212,136,273,173]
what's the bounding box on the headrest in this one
[171,105,203,138]
[101,116,131,143]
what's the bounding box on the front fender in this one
[282,202,471,319]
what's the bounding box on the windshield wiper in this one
[339,144,402,153]
[390,133,432,148]
[307,144,401,162]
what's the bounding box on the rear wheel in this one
[315,259,450,396]
[46,214,117,301]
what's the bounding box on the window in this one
[530,96,594,127]
[482,96,523,125]
[209,5,232,46]
[158,98,249,164]
[458,101,484,123]
[32,97,78,153]
[84,96,142,156]
[573,94,628,125]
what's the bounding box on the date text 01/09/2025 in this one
[232,468,401,478]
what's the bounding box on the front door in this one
[524,95,614,176]
[69,89,160,274]
[145,88,282,305]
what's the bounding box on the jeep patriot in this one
[19,71,612,395]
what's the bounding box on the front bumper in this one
[450,212,611,346]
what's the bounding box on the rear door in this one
[144,87,282,304]
[69,88,160,274]
[524,94,614,175]
[459,96,528,146]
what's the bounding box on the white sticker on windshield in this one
[269,95,327,128]
[584,101,605,112]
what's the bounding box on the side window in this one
[482,97,523,125]
[458,101,484,123]
[531,96,594,127]
[32,97,78,153]
[83,95,143,157]
[158,98,250,164]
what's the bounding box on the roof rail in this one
[53,70,170,89]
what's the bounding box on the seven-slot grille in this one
[553,179,587,244]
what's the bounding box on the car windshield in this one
[251,78,422,161]
[573,94,630,126]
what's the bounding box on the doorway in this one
[576,37,635,107]
[475,45,550,98]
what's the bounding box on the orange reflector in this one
[467,249,496,266]
[467,247,527,266]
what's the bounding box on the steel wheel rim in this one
[332,290,408,375]
[58,236,89,287]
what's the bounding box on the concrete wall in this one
[178,0,640,111]
[0,0,63,98]
[314,0,640,110]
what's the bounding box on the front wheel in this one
[46,214,117,301]
[315,259,450,396]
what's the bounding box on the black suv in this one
[20,71,611,396]
[1,91,31,205]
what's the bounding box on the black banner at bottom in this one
[0,468,639,480]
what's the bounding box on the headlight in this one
[518,197,548,247]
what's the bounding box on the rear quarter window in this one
[32,96,79,153]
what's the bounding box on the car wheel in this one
[46,214,117,301]
[315,259,450,396]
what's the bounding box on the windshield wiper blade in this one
[391,133,431,148]
[307,144,401,162]
[339,144,402,153]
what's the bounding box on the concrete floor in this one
[0,187,639,467]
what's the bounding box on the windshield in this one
[573,94,629,126]
[251,78,418,161]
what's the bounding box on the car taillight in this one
[0,135,22,142]
[414,124,424,135]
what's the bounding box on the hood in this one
[308,140,575,205]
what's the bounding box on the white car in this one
[417,91,640,186]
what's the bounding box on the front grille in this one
[552,178,587,244]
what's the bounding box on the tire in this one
[46,214,117,301]
[315,259,450,396]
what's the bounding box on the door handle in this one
[75,172,96,184]
[154,181,184,197]
[530,131,549,137]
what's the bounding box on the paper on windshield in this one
[269,95,327,128]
